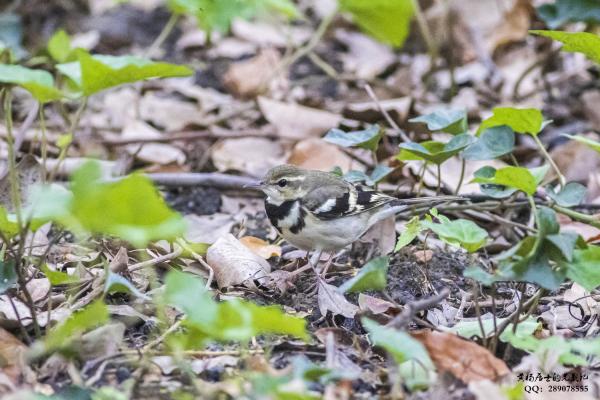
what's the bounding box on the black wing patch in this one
[311,192,350,220]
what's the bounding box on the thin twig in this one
[387,287,450,329]
[363,83,411,143]
[129,247,183,272]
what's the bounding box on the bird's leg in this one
[309,249,323,272]
[319,252,335,277]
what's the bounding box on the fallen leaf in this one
[184,213,235,244]
[358,293,397,315]
[415,249,433,263]
[287,138,360,172]
[26,278,50,303]
[411,330,509,383]
[231,19,311,47]
[582,90,600,131]
[258,97,341,140]
[109,247,129,273]
[487,0,533,54]
[551,134,600,182]
[211,137,285,178]
[122,120,186,165]
[190,355,238,374]
[335,29,396,80]
[75,322,125,361]
[139,92,205,131]
[317,280,358,318]
[0,327,33,386]
[206,234,271,288]
[223,48,287,98]
[359,217,396,255]
[239,236,281,259]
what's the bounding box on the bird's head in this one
[248,165,311,204]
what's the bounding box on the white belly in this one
[281,212,371,251]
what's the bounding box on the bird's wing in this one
[303,183,394,220]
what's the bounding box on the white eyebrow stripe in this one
[315,198,337,213]
[279,176,305,181]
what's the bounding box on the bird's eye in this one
[277,179,288,187]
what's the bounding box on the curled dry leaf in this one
[288,138,360,172]
[211,137,285,178]
[411,330,509,383]
[206,233,271,289]
[358,293,397,315]
[223,48,287,98]
[317,280,358,318]
[258,97,342,140]
[344,97,412,124]
[184,213,235,244]
[487,0,533,54]
[415,249,434,263]
[550,135,600,183]
[109,246,129,273]
[239,236,281,259]
[139,92,205,131]
[359,217,396,255]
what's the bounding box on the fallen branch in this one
[387,287,450,330]
[146,172,258,190]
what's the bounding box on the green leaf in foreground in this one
[57,51,193,96]
[422,218,488,253]
[48,29,75,63]
[531,30,600,65]
[463,125,515,160]
[339,256,389,293]
[563,134,600,153]
[503,331,600,366]
[398,134,474,164]
[41,264,80,285]
[0,64,63,102]
[339,0,414,47]
[104,272,150,300]
[477,107,543,136]
[566,245,600,291]
[164,270,308,344]
[42,300,109,354]
[546,182,586,207]
[362,318,433,366]
[409,109,467,134]
[324,125,382,152]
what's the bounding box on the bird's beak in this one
[244,180,265,190]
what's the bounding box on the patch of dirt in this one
[164,186,222,215]
[387,248,471,303]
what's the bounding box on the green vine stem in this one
[454,158,466,195]
[410,0,439,66]
[49,97,88,181]
[553,204,600,229]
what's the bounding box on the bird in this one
[248,165,463,270]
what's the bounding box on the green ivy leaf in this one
[546,232,579,262]
[563,134,600,153]
[40,264,80,286]
[104,271,150,300]
[409,109,467,135]
[339,256,389,293]
[48,29,74,63]
[472,165,542,195]
[422,218,488,253]
[463,126,515,160]
[537,0,600,29]
[0,64,63,102]
[344,165,393,185]
[477,107,544,136]
[0,260,16,294]
[530,30,600,65]
[324,125,382,152]
[566,245,600,291]
[362,318,433,366]
[57,51,193,96]
[339,0,414,47]
[546,182,586,207]
[395,216,422,251]
[398,134,474,165]
[0,206,19,238]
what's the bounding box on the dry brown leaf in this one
[558,213,600,242]
[231,19,311,47]
[359,217,396,255]
[258,97,341,140]
[550,135,600,183]
[411,330,510,383]
[122,120,186,165]
[139,92,205,131]
[184,213,235,244]
[76,322,125,361]
[0,327,33,387]
[288,138,359,172]
[109,247,129,273]
[317,280,358,318]
[206,234,271,288]
[239,236,282,259]
[335,29,395,80]
[415,250,433,263]
[25,278,50,303]
[487,0,533,54]
[223,48,287,98]
[358,293,397,315]
[211,137,285,178]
